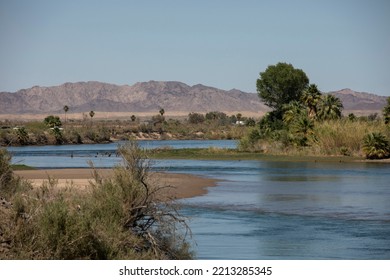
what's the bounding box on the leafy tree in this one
[383,97,390,125]
[245,118,256,127]
[317,94,343,120]
[44,115,62,128]
[256,62,309,114]
[362,132,390,159]
[205,111,227,121]
[188,112,205,124]
[301,84,322,118]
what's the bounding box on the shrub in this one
[188,113,205,124]
[1,141,192,259]
[44,115,62,128]
[0,149,31,199]
[362,132,390,159]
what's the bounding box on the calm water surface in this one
[6,140,390,259]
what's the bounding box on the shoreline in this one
[14,168,218,200]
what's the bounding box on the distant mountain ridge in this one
[0,81,387,116]
[330,88,387,112]
[0,81,268,115]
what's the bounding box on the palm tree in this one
[89,110,95,126]
[383,97,390,125]
[362,132,390,159]
[63,105,69,124]
[282,101,307,125]
[317,94,343,121]
[301,84,321,119]
[290,114,315,146]
[159,108,165,116]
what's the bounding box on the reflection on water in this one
[6,141,390,259]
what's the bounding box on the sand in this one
[14,169,217,199]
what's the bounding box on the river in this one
[6,140,390,259]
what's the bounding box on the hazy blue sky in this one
[1,0,389,95]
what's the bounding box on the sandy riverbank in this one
[14,169,217,199]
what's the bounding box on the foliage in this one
[14,127,29,145]
[51,127,64,144]
[159,108,165,116]
[63,105,69,123]
[205,111,227,120]
[1,141,192,259]
[245,118,256,127]
[0,149,31,199]
[362,132,390,159]
[256,62,309,113]
[301,84,322,118]
[258,112,284,137]
[44,115,62,128]
[188,113,205,124]
[383,97,390,125]
[238,128,262,151]
[289,114,314,146]
[317,94,343,120]
[282,101,306,125]
[348,113,357,121]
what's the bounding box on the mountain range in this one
[0,81,387,117]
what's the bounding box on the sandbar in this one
[14,169,217,199]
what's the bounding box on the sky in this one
[1,0,389,95]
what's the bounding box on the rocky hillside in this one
[330,88,387,112]
[0,81,268,115]
[0,81,387,116]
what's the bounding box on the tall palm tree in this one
[317,94,343,121]
[301,84,322,119]
[89,110,95,126]
[63,105,69,124]
[383,97,390,125]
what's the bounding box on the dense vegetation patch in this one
[0,142,192,259]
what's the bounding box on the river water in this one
[6,140,390,259]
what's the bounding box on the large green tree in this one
[256,62,309,114]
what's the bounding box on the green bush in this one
[1,141,192,259]
[362,132,390,159]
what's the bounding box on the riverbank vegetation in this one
[239,63,390,160]
[0,111,253,146]
[0,142,192,259]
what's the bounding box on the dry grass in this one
[0,142,192,260]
